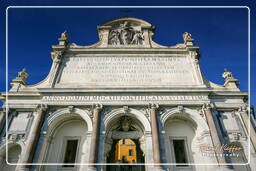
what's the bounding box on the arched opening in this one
[43,117,88,171]
[0,144,21,171]
[164,115,196,171]
[105,115,145,171]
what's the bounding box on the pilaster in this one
[238,105,256,151]
[203,103,228,167]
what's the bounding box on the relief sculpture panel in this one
[108,21,144,45]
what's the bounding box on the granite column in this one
[19,105,47,171]
[88,104,102,171]
[149,103,162,169]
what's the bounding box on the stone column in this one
[0,109,6,133]
[203,104,227,166]
[88,104,102,171]
[19,105,47,171]
[239,106,256,151]
[149,103,162,169]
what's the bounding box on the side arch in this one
[160,107,209,134]
[44,107,93,133]
[37,107,93,170]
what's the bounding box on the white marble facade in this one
[0,17,255,171]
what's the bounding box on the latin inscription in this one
[58,56,195,86]
[42,95,208,102]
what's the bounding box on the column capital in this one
[92,103,103,110]
[35,104,48,112]
[202,103,213,110]
[238,104,248,113]
[149,103,159,109]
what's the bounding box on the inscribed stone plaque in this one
[58,55,197,87]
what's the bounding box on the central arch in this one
[103,108,151,171]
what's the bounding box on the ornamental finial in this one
[222,68,239,88]
[17,68,28,80]
[58,30,69,46]
[222,68,234,80]
[183,32,194,45]
[61,30,68,39]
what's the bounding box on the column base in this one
[18,168,30,171]
[216,167,234,171]
[147,167,165,171]
[88,167,98,171]
[218,167,233,171]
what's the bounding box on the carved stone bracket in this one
[177,105,184,113]
[123,106,129,113]
[68,106,75,113]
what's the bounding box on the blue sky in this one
[0,0,255,109]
